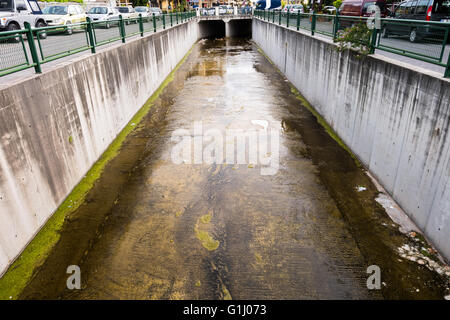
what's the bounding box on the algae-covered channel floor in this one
[18,38,449,299]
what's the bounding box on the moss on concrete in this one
[0,45,194,300]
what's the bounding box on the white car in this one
[148,7,162,16]
[283,5,292,13]
[0,0,47,37]
[290,4,304,13]
[42,4,86,34]
[135,6,150,17]
[87,6,120,27]
[218,5,227,14]
[323,6,337,14]
[115,6,138,22]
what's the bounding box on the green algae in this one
[175,209,184,217]
[222,286,232,300]
[195,229,220,251]
[199,211,213,224]
[0,45,195,301]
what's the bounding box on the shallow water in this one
[20,38,448,299]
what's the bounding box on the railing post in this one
[170,12,173,27]
[311,12,316,36]
[153,13,156,32]
[369,27,378,54]
[333,11,339,40]
[138,13,144,37]
[272,10,275,23]
[278,10,281,25]
[163,14,166,29]
[445,28,450,78]
[119,15,126,43]
[445,52,450,78]
[86,17,96,53]
[287,11,290,28]
[297,12,300,31]
[24,22,41,74]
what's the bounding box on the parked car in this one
[339,0,388,17]
[218,5,227,14]
[115,6,138,23]
[42,4,86,35]
[290,4,304,13]
[148,7,162,16]
[87,6,119,28]
[382,0,450,42]
[203,7,215,15]
[0,0,47,38]
[283,4,292,13]
[226,5,233,14]
[323,5,337,13]
[134,6,150,18]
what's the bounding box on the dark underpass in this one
[198,19,252,38]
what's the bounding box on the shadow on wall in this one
[199,19,252,38]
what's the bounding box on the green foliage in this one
[333,0,342,9]
[335,23,371,56]
[132,0,149,7]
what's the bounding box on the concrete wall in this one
[0,21,199,276]
[252,18,450,261]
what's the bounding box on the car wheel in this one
[381,26,389,39]
[409,28,418,43]
[65,22,73,35]
[35,21,47,39]
[6,23,20,43]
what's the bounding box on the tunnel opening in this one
[226,19,252,38]
[198,19,252,39]
[199,20,226,39]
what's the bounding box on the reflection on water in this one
[20,38,449,300]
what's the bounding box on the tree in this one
[132,0,149,7]
[333,0,342,9]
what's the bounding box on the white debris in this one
[356,186,366,192]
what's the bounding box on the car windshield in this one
[0,0,13,11]
[88,7,108,14]
[116,7,129,13]
[42,5,68,15]
[135,7,147,12]
[434,0,450,14]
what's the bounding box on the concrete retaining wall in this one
[0,21,199,276]
[252,18,450,261]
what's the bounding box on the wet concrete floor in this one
[20,38,449,299]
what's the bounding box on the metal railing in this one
[254,9,450,78]
[0,11,196,77]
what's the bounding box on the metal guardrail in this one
[254,9,450,78]
[0,11,196,77]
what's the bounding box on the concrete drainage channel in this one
[0,16,449,299]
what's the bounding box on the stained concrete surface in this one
[19,38,449,300]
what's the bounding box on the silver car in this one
[148,7,162,16]
[87,6,120,28]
